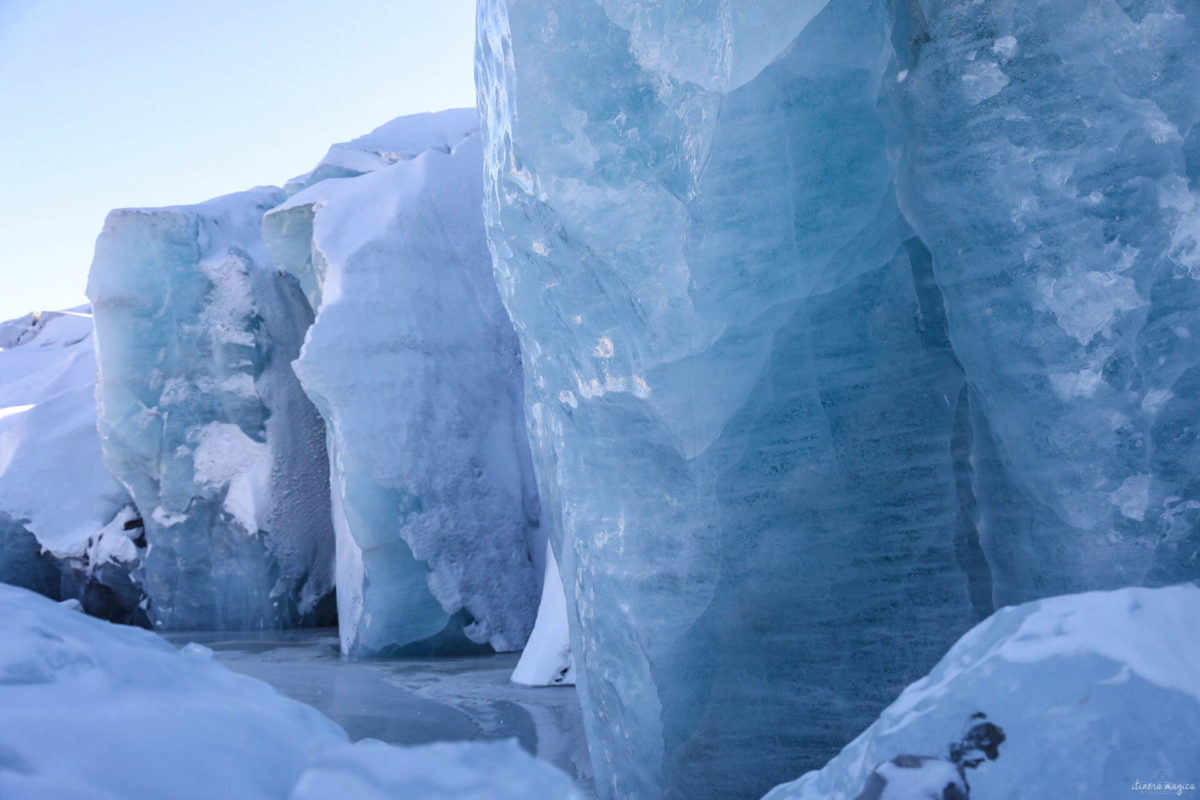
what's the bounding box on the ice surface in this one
[88,188,335,630]
[291,739,583,800]
[263,112,540,657]
[0,307,142,620]
[169,629,594,792]
[762,585,1200,800]
[0,583,581,800]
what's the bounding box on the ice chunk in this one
[478,1,981,796]
[762,585,1200,800]
[264,115,540,656]
[511,541,575,686]
[0,583,581,800]
[88,188,335,630]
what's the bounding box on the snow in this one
[0,583,583,800]
[511,541,575,686]
[0,308,132,558]
[762,585,1200,800]
[290,739,583,800]
[286,108,479,193]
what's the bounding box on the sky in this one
[0,0,477,321]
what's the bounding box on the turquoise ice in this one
[88,188,335,630]
[477,0,1200,797]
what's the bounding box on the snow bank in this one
[0,583,582,800]
[763,585,1200,800]
[0,308,132,559]
[0,308,142,621]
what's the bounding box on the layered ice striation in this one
[0,308,144,622]
[477,0,1200,797]
[885,0,1200,598]
[88,188,335,630]
[263,112,541,657]
[479,1,980,796]
[763,585,1200,800]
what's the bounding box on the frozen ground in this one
[164,629,596,797]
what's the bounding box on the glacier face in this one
[763,585,1200,800]
[88,188,335,630]
[263,113,541,657]
[477,0,1200,797]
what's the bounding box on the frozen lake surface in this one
[166,629,595,796]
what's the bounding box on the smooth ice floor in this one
[165,629,595,796]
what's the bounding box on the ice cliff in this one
[88,188,336,630]
[263,113,541,656]
[476,0,1200,797]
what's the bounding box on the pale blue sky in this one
[0,0,477,321]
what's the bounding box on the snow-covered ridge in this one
[0,306,143,623]
[0,307,132,558]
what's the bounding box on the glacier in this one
[0,308,143,623]
[88,188,336,630]
[0,583,581,800]
[763,585,1200,800]
[263,112,541,657]
[1,3,1196,797]
[477,0,1200,797]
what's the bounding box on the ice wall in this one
[88,188,335,630]
[478,1,982,797]
[263,114,541,657]
[885,0,1200,599]
[477,0,1200,798]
